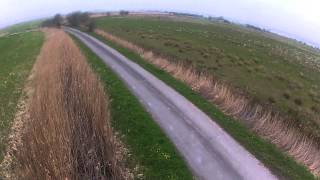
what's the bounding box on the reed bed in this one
[13,29,124,179]
[95,29,320,176]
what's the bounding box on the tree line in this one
[41,12,96,32]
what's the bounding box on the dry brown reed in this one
[13,29,124,179]
[95,29,320,176]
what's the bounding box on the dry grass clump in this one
[13,29,124,179]
[95,29,320,176]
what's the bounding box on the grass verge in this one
[90,32,315,180]
[0,32,43,161]
[71,34,194,179]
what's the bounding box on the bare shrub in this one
[294,98,303,106]
[95,29,320,176]
[283,92,291,100]
[311,106,318,113]
[14,29,124,179]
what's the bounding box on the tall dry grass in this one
[13,29,124,179]
[95,29,320,176]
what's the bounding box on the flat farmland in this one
[96,16,320,136]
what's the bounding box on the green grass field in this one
[0,19,43,34]
[0,32,44,160]
[95,16,320,137]
[90,31,314,179]
[72,35,193,179]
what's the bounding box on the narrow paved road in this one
[65,27,277,180]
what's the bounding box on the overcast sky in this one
[1,0,319,47]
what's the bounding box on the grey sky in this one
[1,0,319,47]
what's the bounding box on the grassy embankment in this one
[0,32,43,161]
[71,34,194,179]
[96,16,320,136]
[88,29,315,179]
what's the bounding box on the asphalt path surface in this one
[65,27,277,180]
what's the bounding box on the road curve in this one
[65,27,277,180]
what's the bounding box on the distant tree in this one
[216,16,230,24]
[119,10,129,16]
[66,12,96,32]
[41,13,63,28]
[79,12,90,24]
[88,21,96,32]
[67,12,80,27]
[246,24,268,32]
[52,14,63,27]
[41,19,53,27]
[172,12,203,18]
[67,12,90,27]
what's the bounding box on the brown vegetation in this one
[95,29,320,176]
[10,29,125,179]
